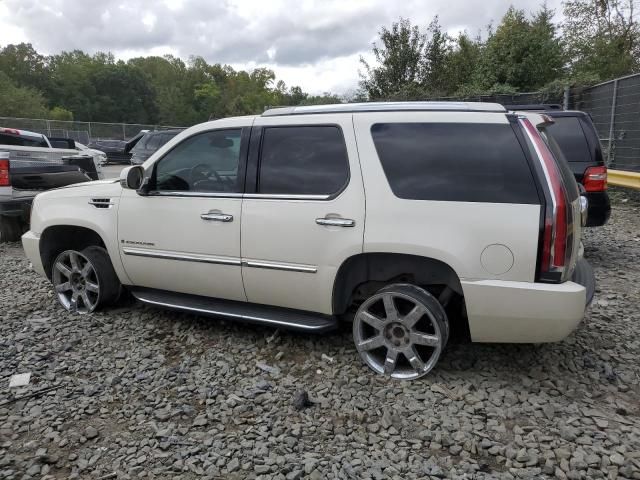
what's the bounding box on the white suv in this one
[21,102,595,380]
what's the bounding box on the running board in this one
[129,287,338,333]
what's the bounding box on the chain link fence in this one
[0,117,184,145]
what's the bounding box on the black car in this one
[88,139,131,164]
[129,129,181,165]
[507,105,611,227]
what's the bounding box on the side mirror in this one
[120,165,145,190]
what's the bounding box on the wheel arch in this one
[39,225,108,280]
[332,252,470,341]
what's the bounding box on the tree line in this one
[0,0,638,125]
[360,1,640,100]
[0,47,340,125]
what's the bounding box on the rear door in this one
[240,114,365,315]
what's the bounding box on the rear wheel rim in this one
[353,291,444,380]
[52,250,100,314]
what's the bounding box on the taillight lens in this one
[0,159,10,187]
[519,118,571,280]
[583,166,607,192]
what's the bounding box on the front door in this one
[241,115,365,315]
[118,126,249,301]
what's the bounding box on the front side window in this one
[371,122,539,204]
[153,129,242,193]
[258,126,349,195]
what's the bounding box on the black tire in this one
[80,246,122,308]
[0,216,22,243]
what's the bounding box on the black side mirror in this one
[120,165,145,190]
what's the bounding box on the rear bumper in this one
[462,259,595,343]
[584,191,611,227]
[21,230,46,277]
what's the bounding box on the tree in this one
[563,0,640,80]
[359,18,426,99]
[421,17,453,95]
[478,6,564,91]
[0,71,48,118]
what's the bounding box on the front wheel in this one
[353,284,449,380]
[51,246,121,313]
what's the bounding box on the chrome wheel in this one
[52,250,100,313]
[353,286,447,380]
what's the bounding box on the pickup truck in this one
[0,127,103,242]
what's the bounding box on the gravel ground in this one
[1,196,639,480]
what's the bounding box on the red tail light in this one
[520,118,570,280]
[0,159,9,187]
[583,166,607,192]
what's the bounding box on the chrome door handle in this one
[201,212,233,222]
[316,217,355,227]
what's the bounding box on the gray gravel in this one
[1,196,639,479]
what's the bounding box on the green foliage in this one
[0,43,339,126]
[0,71,48,118]
[563,0,640,81]
[48,106,73,121]
[360,2,639,100]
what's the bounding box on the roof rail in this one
[262,101,506,116]
[503,104,563,111]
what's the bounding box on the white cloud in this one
[0,0,564,94]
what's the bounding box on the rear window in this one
[371,123,539,204]
[545,117,592,163]
[0,132,47,148]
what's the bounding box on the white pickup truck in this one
[0,127,104,242]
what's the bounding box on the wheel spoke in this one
[81,291,92,309]
[360,311,384,330]
[403,304,425,328]
[383,348,399,375]
[55,281,72,293]
[81,262,93,276]
[85,281,99,293]
[357,334,385,352]
[404,346,426,373]
[382,294,398,321]
[69,252,80,271]
[55,262,72,278]
[410,331,439,347]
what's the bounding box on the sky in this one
[0,0,564,95]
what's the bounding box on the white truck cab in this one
[21,102,595,380]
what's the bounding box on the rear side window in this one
[545,117,592,163]
[0,133,47,147]
[258,126,349,195]
[371,123,539,204]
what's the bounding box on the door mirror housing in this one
[120,165,145,191]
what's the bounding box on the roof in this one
[262,101,506,117]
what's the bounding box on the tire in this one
[352,283,449,380]
[51,246,121,313]
[0,216,22,243]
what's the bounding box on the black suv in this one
[507,105,611,227]
[129,129,181,165]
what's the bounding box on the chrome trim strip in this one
[243,260,317,273]
[243,193,329,200]
[122,247,241,266]
[151,191,244,198]
[132,293,330,331]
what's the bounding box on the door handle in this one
[316,217,355,227]
[201,212,233,222]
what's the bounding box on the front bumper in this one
[21,230,46,277]
[462,259,596,343]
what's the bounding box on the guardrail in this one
[608,169,640,190]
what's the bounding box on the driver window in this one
[153,129,242,193]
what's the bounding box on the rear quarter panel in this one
[353,111,541,282]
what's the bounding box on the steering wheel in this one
[189,163,210,184]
